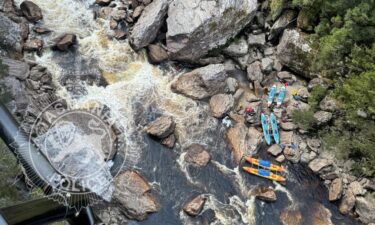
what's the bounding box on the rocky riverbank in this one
[0,0,374,224]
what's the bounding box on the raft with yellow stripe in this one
[243,167,286,182]
[244,156,286,172]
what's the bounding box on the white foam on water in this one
[274,181,294,204]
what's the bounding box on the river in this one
[11,0,360,224]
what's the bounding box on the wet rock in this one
[223,37,249,57]
[146,116,175,139]
[166,0,257,61]
[348,181,365,196]
[247,61,263,82]
[261,57,274,74]
[280,209,302,225]
[329,178,343,201]
[183,195,207,217]
[280,122,296,131]
[247,127,262,152]
[313,111,333,126]
[0,13,23,55]
[319,96,339,112]
[225,77,238,94]
[253,186,277,202]
[184,144,211,167]
[248,33,266,46]
[1,58,29,80]
[33,26,52,34]
[267,144,282,156]
[96,0,113,6]
[161,134,175,148]
[133,5,144,18]
[269,10,297,42]
[355,195,375,224]
[209,94,234,118]
[307,138,321,153]
[147,44,168,64]
[308,158,332,173]
[311,203,333,225]
[114,170,159,220]
[23,38,43,52]
[130,0,168,50]
[20,1,43,22]
[276,29,314,78]
[226,123,249,164]
[171,64,227,100]
[339,190,355,215]
[54,34,76,51]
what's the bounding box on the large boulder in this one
[147,44,168,63]
[166,0,257,61]
[355,195,375,224]
[146,116,175,139]
[269,10,297,42]
[319,96,339,112]
[0,13,23,55]
[209,94,234,118]
[247,61,263,82]
[226,123,249,164]
[252,186,277,202]
[328,178,343,201]
[313,111,333,126]
[247,127,262,152]
[130,0,168,50]
[339,190,355,215]
[171,64,227,100]
[1,57,29,80]
[184,144,211,167]
[276,29,315,78]
[267,144,282,156]
[20,1,43,22]
[54,34,77,51]
[308,158,332,173]
[114,171,160,220]
[183,195,207,217]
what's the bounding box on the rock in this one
[114,171,159,220]
[247,127,262,152]
[300,151,317,164]
[311,203,333,225]
[297,8,316,32]
[130,0,168,50]
[269,10,296,42]
[357,109,368,119]
[348,181,365,196]
[307,77,327,91]
[114,29,127,40]
[209,94,234,118]
[225,77,238,94]
[171,64,227,100]
[248,33,266,46]
[167,0,257,61]
[111,9,126,21]
[320,171,339,180]
[297,87,310,101]
[184,144,211,167]
[226,123,249,164]
[0,0,13,12]
[339,190,355,215]
[264,47,275,56]
[267,144,282,156]
[33,26,52,34]
[261,57,274,74]
[146,116,175,139]
[109,19,118,29]
[20,1,43,22]
[1,58,29,80]
[96,0,113,6]
[280,122,296,131]
[277,71,293,80]
[313,111,333,126]
[183,195,206,217]
[308,158,332,173]
[280,131,293,145]
[54,34,76,51]
[233,88,245,101]
[273,59,283,71]
[276,155,285,163]
[161,134,175,148]
[252,186,277,202]
[133,5,145,18]
[223,37,249,57]
[276,29,314,78]
[197,55,225,66]
[355,195,375,224]
[98,7,113,19]
[247,61,263,82]
[319,96,339,112]
[280,209,302,225]
[329,178,343,201]
[23,38,43,52]
[0,13,23,55]
[307,138,321,153]
[229,112,245,124]
[147,44,168,63]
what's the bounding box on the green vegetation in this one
[290,0,375,176]
[292,109,315,131]
[270,0,286,20]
